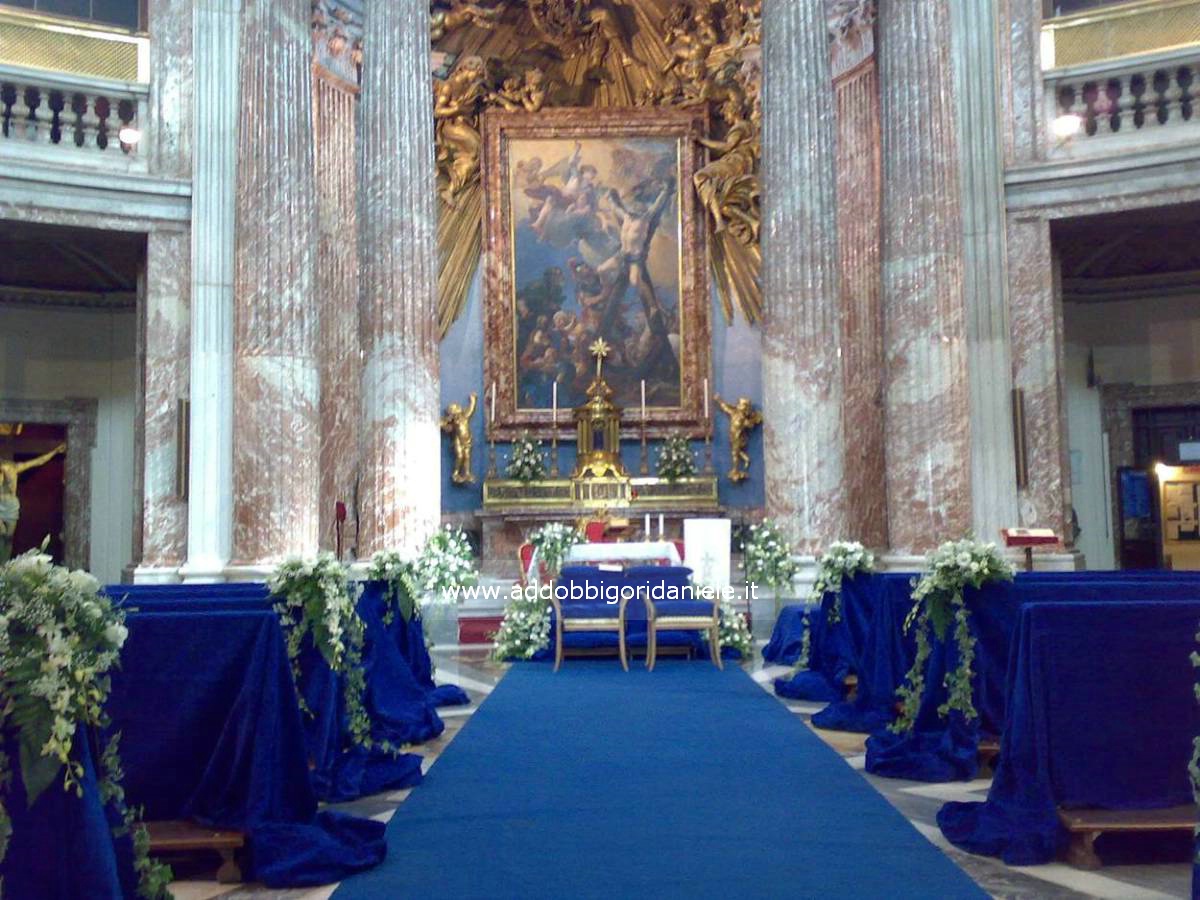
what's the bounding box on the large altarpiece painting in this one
[482,107,711,440]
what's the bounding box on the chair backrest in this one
[557,565,626,610]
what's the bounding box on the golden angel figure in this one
[714,395,761,484]
[441,393,478,484]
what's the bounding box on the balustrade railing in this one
[1044,46,1198,154]
[0,65,147,166]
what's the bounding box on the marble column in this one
[761,0,848,553]
[950,0,1020,541]
[313,64,361,555]
[229,0,321,566]
[137,228,191,573]
[1007,214,1070,537]
[356,0,441,557]
[147,0,192,179]
[181,0,239,581]
[829,1,887,550]
[878,0,972,553]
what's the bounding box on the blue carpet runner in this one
[333,661,985,899]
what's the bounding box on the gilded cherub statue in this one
[489,67,548,113]
[714,395,761,484]
[440,393,478,484]
[0,429,67,564]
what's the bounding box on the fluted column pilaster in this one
[761,0,848,553]
[229,0,321,565]
[878,0,972,553]
[357,0,440,556]
[181,0,238,581]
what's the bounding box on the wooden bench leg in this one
[215,849,242,884]
[1065,830,1102,869]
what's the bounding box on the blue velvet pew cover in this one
[938,599,1200,865]
[772,572,880,703]
[107,608,388,887]
[864,576,1200,783]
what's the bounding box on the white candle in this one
[640,380,646,421]
[658,513,664,539]
[552,381,558,424]
[703,378,709,419]
[644,513,651,536]
[490,382,496,424]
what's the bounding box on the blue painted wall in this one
[439,268,764,512]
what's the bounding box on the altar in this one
[473,338,732,577]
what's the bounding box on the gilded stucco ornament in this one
[714,395,762,484]
[440,393,478,484]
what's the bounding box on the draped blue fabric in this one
[106,608,387,887]
[937,599,1200,865]
[1,728,137,900]
[761,602,809,664]
[772,572,881,704]
[810,574,918,732]
[864,576,1200,783]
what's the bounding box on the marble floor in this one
[168,642,1191,900]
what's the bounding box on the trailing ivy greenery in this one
[0,549,171,899]
[740,519,796,591]
[506,432,547,482]
[268,554,380,752]
[890,539,1013,735]
[366,550,421,627]
[810,541,875,625]
[656,433,696,482]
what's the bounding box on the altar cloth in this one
[937,599,1200,865]
[528,539,681,582]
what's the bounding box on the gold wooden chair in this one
[628,566,721,671]
[549,565,629,671]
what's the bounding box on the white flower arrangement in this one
[656,433,696,482]
[506,432,547,482]
[740,519,797,591]
[0,550,171,898]
[892,538,1015,734]
[810,540,876,625]
[366,550,420,625]
[528,522,581,581]
[490,593,553,662]
[412,525,478,601]
[718,601,753,659]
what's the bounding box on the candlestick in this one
[644,513,650,537]
[639,418,649,475]
[640,380,646,421]
[703,377,709,420]
[550,382,559,477]
[658,513,664,540]
[487,435,497,478]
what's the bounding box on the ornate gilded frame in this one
[481,106,711,441]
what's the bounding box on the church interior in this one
[1,0,1199,897]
